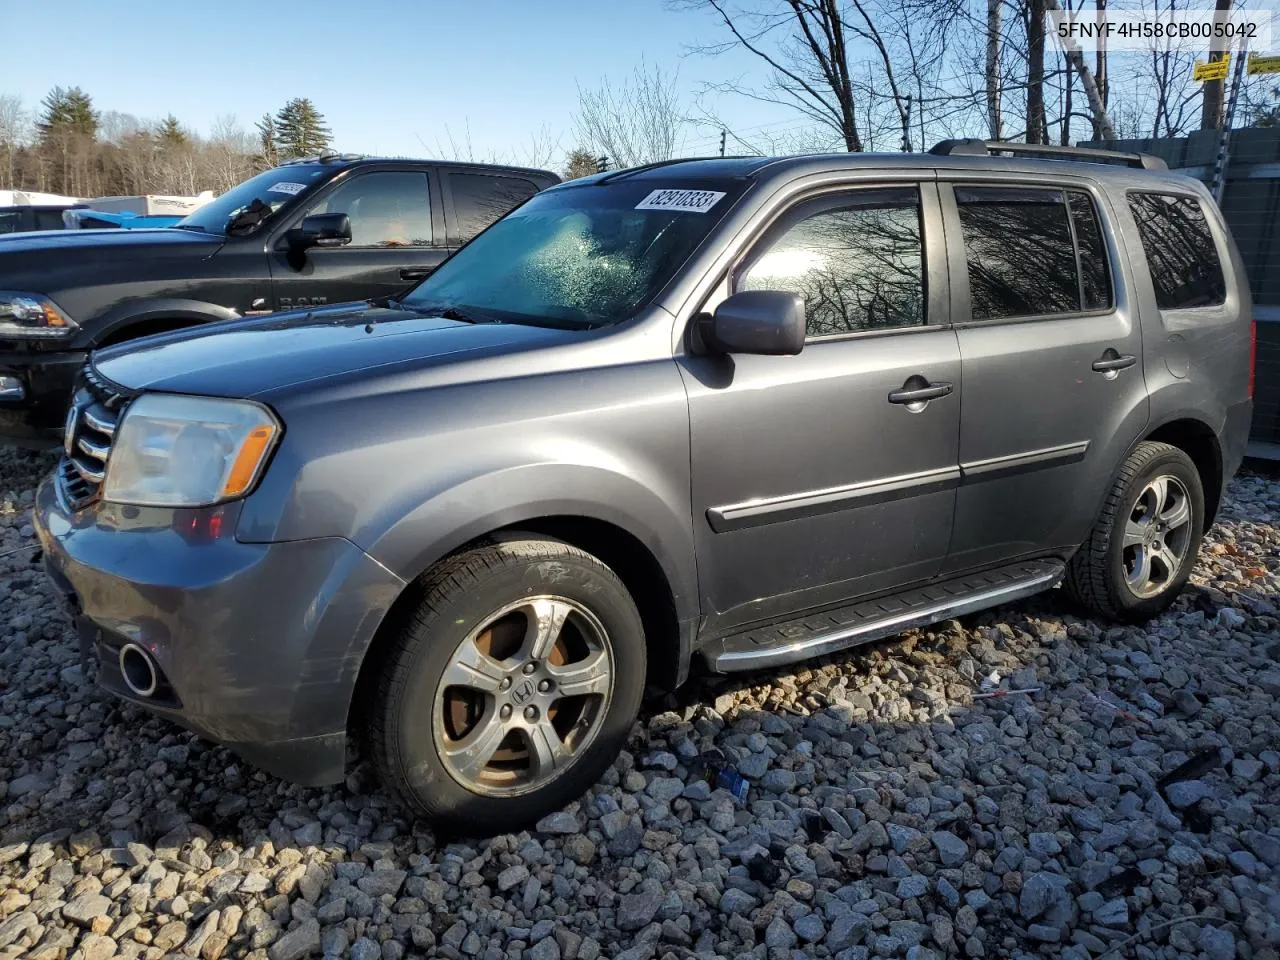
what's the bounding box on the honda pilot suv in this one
[36,140,1254,831]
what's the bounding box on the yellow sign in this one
[1194,56,1231,82]
[1248,53,1280,75]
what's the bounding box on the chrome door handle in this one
[888,381,954,404]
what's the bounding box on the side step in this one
[702,558,1064,673]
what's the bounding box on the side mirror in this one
[699,290,805,356]
[290,213,352,251]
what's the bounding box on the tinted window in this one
[449,174,539,243]
[34,209,67,231]
[403,180,745,330]
[736,188,925,338]
[1127,193,1226,309]
[306,171,433,247]
[1069,191,1112,310]
[957,187,1079,320]
[0,212,21,234]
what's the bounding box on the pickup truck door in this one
[680,183,961,633]
[268,168,449,310]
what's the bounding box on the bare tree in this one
[0,94,30,189]
[1044,0,1117,139]
[205,115,257,192]
[986,0,1004,138]
[574,61,687,167]
[1026,0,1049,142]
[1200,0,1233,129]
[681,0,866,150]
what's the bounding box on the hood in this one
[0,226,220,253]
[93,304,577,399]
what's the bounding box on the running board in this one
[702,559,1064,673]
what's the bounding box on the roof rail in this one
[280,152,365,166]
[596,156,738,183]
[929,138,1167,171]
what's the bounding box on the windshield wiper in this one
[417,305,499,325]
[172,224,206,232]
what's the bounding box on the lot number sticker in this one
[268,181,308,195]
[635,189,726,213]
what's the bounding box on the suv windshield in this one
[402,179,747,329]
[175,164,329,236]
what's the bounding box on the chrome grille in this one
[58,365,131,510]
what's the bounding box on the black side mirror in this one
[290,213,352,251]
[699,290,805,356]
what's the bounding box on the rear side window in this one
[956,187,1080,320]
[1069,192,1112,311]
[0,211,21,234]
[449,174,539,243]
[1127,193,1226,309]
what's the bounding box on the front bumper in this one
[0,348,87,446]
[34,472,406,786]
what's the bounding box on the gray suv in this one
[36,140,1254,831]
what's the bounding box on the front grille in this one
[58,365,132,510]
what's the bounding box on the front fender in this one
[90,298,240,347]
[362,461,700,631]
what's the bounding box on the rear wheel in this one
[1065,441,1204,621]
[367,536,645,831]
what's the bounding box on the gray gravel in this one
[2,447,1278,960]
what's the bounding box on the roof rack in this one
[596,156,744,183]
[281,152,365,166]
[929,138,1167,171]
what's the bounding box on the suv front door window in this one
[682,185,961,629]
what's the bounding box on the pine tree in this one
[274,98,332,159]
[156,114,187,147]
[255,113,279,169]
[563,148,599,180]
[38,86,97,142]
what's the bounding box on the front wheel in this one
[1065,441,1205,622]
[366,536,645,832]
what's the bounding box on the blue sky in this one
[6,0,803,163]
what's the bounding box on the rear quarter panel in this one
[1117,176,1252,442]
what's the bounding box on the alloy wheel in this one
[1122,474,1193,599]
[432,596,614,796]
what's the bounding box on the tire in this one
[366,535,645,833]
[1065,441,1205,622]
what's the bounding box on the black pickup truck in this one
[0,155,559,443]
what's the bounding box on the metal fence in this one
[1082,129,1280,457]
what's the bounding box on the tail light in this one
[1249,319,1257,400]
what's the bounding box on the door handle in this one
[1092,353,1136,373]
[888,381,954,405]
[399,267,433,281]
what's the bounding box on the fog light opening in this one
[119,643,159,698]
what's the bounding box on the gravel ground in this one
[1,448,1278,960]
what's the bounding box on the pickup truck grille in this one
[58,365,132,510]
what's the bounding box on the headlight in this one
[103,394,281,507]
[0,291,78,338]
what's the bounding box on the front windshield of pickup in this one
[174,164,329,235]
[402,179,747,329]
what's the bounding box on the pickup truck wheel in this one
[367,536,645,832]
[1065,441,1204,622]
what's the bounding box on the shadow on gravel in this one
[1,463,1277,959]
